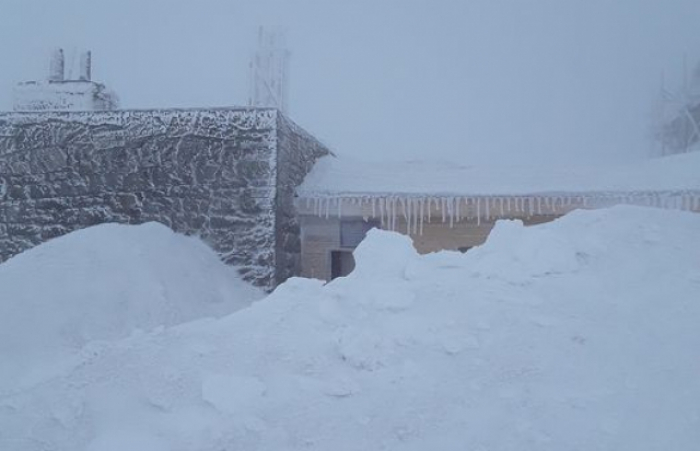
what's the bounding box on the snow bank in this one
[0,222,263,392]
[2,207,700,450]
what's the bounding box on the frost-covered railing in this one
[298,190,700,235]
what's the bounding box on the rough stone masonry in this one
[0,107,329,289]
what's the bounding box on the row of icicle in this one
[305,192,700,235]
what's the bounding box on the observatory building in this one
[13,49,119,112]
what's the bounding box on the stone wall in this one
[275,114,332,285]
[0,107,329,288]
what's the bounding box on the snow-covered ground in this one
[1,206,699,450]
[0,222,263,393]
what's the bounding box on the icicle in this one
[379,198,385,227]
[485,197,491,220]
[403,198,409,235]
[536,197,542,215]
[394,198,399,231]
[419,198,425,235]
[476,198,481,226]
[413,198,419,234]
[413,198,419,235]
[386,198,391,229]
[385,198,390,230]
[441,198,447,223]
[427,198,432,223]
[455,197,461,223]
[446,198,453,228]
[337,197,343,218]
[388,198,393,231]
[499,197,505,217]
[409,198,414,235]
[383,198,387,229]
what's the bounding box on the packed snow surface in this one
[2,206,700,450]
[0,222,263,392]
[299,151,700,196]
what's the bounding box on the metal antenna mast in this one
[248,26,290,114]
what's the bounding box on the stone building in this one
[0,107,329,289]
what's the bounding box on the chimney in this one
[79,50,92,81]
[49,48,65,82]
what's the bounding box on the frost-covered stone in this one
[0,107,329,288]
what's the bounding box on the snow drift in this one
[0,222,263,392]
[1,206,700,450]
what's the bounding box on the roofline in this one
[297,189,700,199]
[0,106,279,116]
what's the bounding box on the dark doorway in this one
[331,250,355,279]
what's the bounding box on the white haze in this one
[0,0,698,164]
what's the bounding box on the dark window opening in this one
[340,219,380,248]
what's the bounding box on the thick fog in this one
[1,0,698,164]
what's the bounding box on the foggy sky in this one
[1,0,699,164]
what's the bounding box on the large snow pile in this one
[0,222,263,392]
[2,206,700,450]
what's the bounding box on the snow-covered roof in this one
[299,151,700,198]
